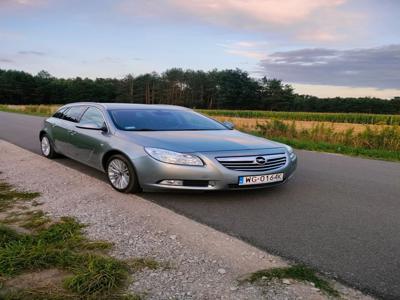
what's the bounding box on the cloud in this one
[219,41,268,59]
[292,83,400,99]
[18,50,46,56]
[0,30,24,40]
[0,0,46,9]
[225,49,266,60]
[259,45,400,89]
[0,58,14,63]
[119,0,361,44]
[121,1,350,29]
[297,30,345,43]
[172,0,346,26]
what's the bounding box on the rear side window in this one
[62,106,86,123]
[80,107,105,127]
[53,107,68,119]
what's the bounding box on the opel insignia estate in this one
[39,103,297,193]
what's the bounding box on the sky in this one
[0,0,399,98]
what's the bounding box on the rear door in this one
[69,106,109,169]
[50,107,70,153]
[57,106,87,158]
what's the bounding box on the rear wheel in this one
[106,154,141,193]
[40,134,58,159]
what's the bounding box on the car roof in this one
[63,102,190,111]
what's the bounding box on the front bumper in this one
[132,148,297,191]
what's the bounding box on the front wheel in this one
[40,134,58,159]
[106,154,141,193]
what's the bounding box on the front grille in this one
[216,153,287,172]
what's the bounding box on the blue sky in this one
[1,0,399,98]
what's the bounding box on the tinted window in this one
[53,107,68,119]
[80,107,105,127]
[63,106,86,123]
[109,109,227,131]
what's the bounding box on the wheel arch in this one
[101,149,130,172]
[39,130,47,140]
[102,149,142,192]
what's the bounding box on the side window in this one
[53,107,68,119]
[63,106,86,123]
[80,107,105,127]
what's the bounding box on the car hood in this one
[117,130,283,152]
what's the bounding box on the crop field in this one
[1,104,399,161]
[199,109,400,125]
[212,116,393,133]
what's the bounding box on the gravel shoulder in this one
[0,140,373,299]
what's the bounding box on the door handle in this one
[68,130,77,135]
[51,124,57,128]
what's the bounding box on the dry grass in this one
[213,116,394,134]
[0,104,60,116]
[255,119,400,153]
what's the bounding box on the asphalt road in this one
[1,111,400,299]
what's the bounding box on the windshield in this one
[109,109,227,131]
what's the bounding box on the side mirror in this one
[222,121,234,130]
[76,122,107,132]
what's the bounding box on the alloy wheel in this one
[41,136,51,156]
[107,158,131,190]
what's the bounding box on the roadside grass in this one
[242,265,340,297]
[19,210,52,229]
[248,119,400,162]
[127,258,163,272]
[0,181,40,212]
[269,136,400,162]
[0,179,159,299]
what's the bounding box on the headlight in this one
[144,147,204,166]
[285,145,293,154]
[285,145,296,161]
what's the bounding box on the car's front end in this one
[105,104,298,192]
[128,145,297,191]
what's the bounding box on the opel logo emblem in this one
[255,156,266,165]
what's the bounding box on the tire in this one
[40,134,58,159]
[106,154,141,193]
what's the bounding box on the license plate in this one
[238,173,284,186]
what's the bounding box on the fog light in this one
[159,180,183,186]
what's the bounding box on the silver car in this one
[39,103,297,193]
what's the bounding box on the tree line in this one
[1,68,399,114]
